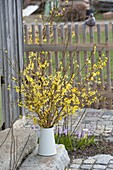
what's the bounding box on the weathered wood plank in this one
[90,26,98,108]
[89,27,94,43]
[60,23,66,75]
[97,23,105,108]
[82,24,89,93]
[9,0,16,123]
[105,23,112,109]
[75,23,79,43]
[53,23,59,71]
[0,0,23,128]
[24,24,29,66]
[68,23,74,79]
[38,23,43,44]
[76,51,81,86]
[101,91,113,98]
[60,23,65,44]
[82,25,88,75]
[74,25,80,86]
[1,0,10,128]
[46,23,52,75]
[97,23,101,43]
[25,43,113,52]
[31,24,36,44]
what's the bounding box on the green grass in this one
[95,12,113,21]
[95,13,103,20]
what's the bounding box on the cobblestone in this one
[105,127,112,131]
[105,137,113,142]
[101,115,112,119]
[109,160,113,163]
[70,164,80,169]
[108,164,113,168]
[81,164,93,169]
[93,164,107,169]
[72,159,83,164]
[83,158,95,164]
[94,154,112,164]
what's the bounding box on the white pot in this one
[38,127,57,156]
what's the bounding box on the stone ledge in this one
[19,144,70,170]
[0,127,37,170]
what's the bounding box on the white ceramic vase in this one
[38,127,57,156]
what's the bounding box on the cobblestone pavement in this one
[68,109,113,170]
[72,109,113,141]
[69,154,113,170]
[15,108,113,170]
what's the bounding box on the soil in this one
[68,139,113,161]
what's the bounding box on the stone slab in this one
[0,127,37,170]
[81,164,93,169]
[84,158,95,164]
[70,164,80,169]
[72,158,83,164]
[93,154,113,165]
[93,164,106,169]
[19,144,70,170]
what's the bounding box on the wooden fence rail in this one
[24,22,113,109]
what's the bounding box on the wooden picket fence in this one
[24,22,113,109]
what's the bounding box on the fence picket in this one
[31,24,36,44]
[46,23,52,75]
[60,23,66,75]
[53,23,59,71]
[75,23,81,86]
[90,26,98,108]
[24,24,29,67]
[105,23,112,109]
[75,23,79,43]
[68,23,74,78]
[97,23,105,108]
[82,24,89,95]
[60,23,65,44]
[68,23,73,131]
[82,25,88,75]
[38,23,43,44]
[97,24,101,43]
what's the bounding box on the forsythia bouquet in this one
[14,52,107,128]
